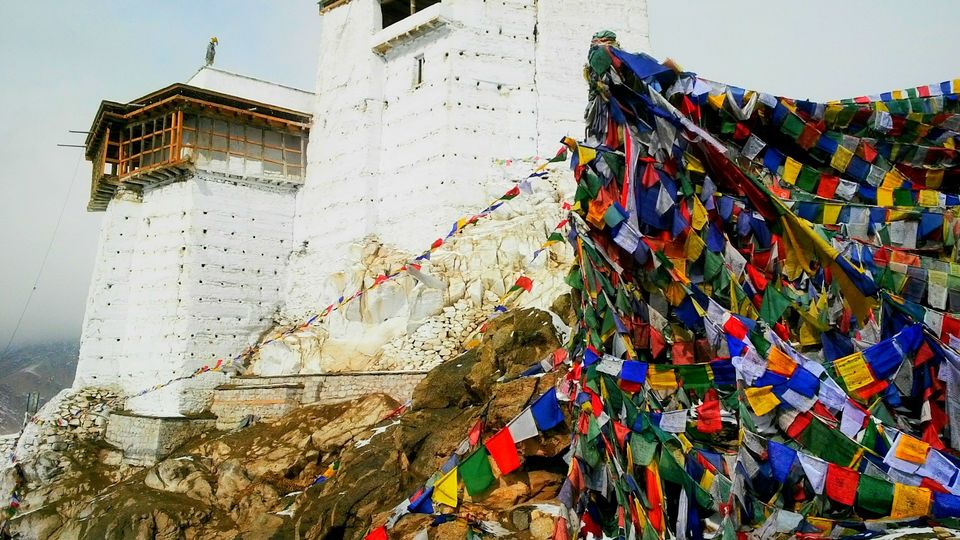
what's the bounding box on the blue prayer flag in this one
[531,388,565,431]
[767,440,797,484]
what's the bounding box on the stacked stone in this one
[376,293,498,370]
[49,388,116,437]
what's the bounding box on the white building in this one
[74,0,650,416]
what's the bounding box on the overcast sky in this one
[1,1,959,351]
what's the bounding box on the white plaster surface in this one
[186,66,314,113]
[75,174,295,415]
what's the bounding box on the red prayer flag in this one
[513,276,534,293]
[485,427,521,475]
[696,394,723,434]
[816,175,840,199]
[825,463,858,506]
[468,418,484,446]
[671,341,694,365]
[431,238,444,250]
[365,526,388,540]
[733,122,750,141]
[786,412,812,439]
[641,163,658,188]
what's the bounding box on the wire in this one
[1,154,83,360]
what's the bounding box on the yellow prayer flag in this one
[686,153,705,175]
[647,367,678,391]
[664,281,687,306]
[744,385,780,416]
[830,145,854,172]
[707,92,726,110]
[783,157,801,185]
[766,347,797,376]
[892,89,905,100]
[699,468,715,491]
[432,467,459,508]
[919,189,940,208]
[692,197,708,231]
[685,232,706,262]
[577,145,597,166]
[876,187,894,207]
[927,169,945,189]
[834,352,874,391]
[894,434,931,464]
[882,170,904,190]
[822,204,842,225]
[890,484,931,519]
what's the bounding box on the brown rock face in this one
[4,308,570,540]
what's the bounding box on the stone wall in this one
[209,371,427,429]
[104,412,216,466]
[209,383,305,430]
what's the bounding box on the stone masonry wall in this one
[209,372,426,429]
[104,412,216,466]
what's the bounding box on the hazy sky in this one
[1,1,959,350]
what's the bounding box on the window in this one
[380,0,442,29]
[118,111,178,176]
[414,54,425,87]
[179,113,304,179]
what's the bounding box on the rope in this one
[2,154,83,360]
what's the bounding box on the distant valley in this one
[0,340,78,434]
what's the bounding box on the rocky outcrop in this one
[251,178,575,376]
[2,308,571,540]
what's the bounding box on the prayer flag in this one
[507,408,539,442]
[433,467,458,507]
[856,474,894,515]
[365,526,388,540]
[460,448,495,496]
[890,484,932,519]
[744,385,780,416]
[825,463,859,506]
[767,440,796,483]
[798,453,827,494]
[531,388,565,431]
[485,428,521,475]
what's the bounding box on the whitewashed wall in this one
[75,175,296,415]
[284,0,650,326]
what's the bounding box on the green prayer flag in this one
[679,365,711,391]
[657,447,687,487]
[800,418,860,466]
[759,286,791,325]
[630,431,657,466]
[796,166,820,193]
[781,114,805,140]
[855,474,894,516]
[460,448,495,496]
[893,189,914,207]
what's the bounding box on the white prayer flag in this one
[508,408,539,442]
[798,453,827,494]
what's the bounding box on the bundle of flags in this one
[362,33,960,540]
[548,30,960,538]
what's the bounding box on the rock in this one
[431,520,469,540]
[529,511,555,539]
[143,458,214,504]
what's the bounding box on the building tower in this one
[285,0,651,319]
[77,69,312,415]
